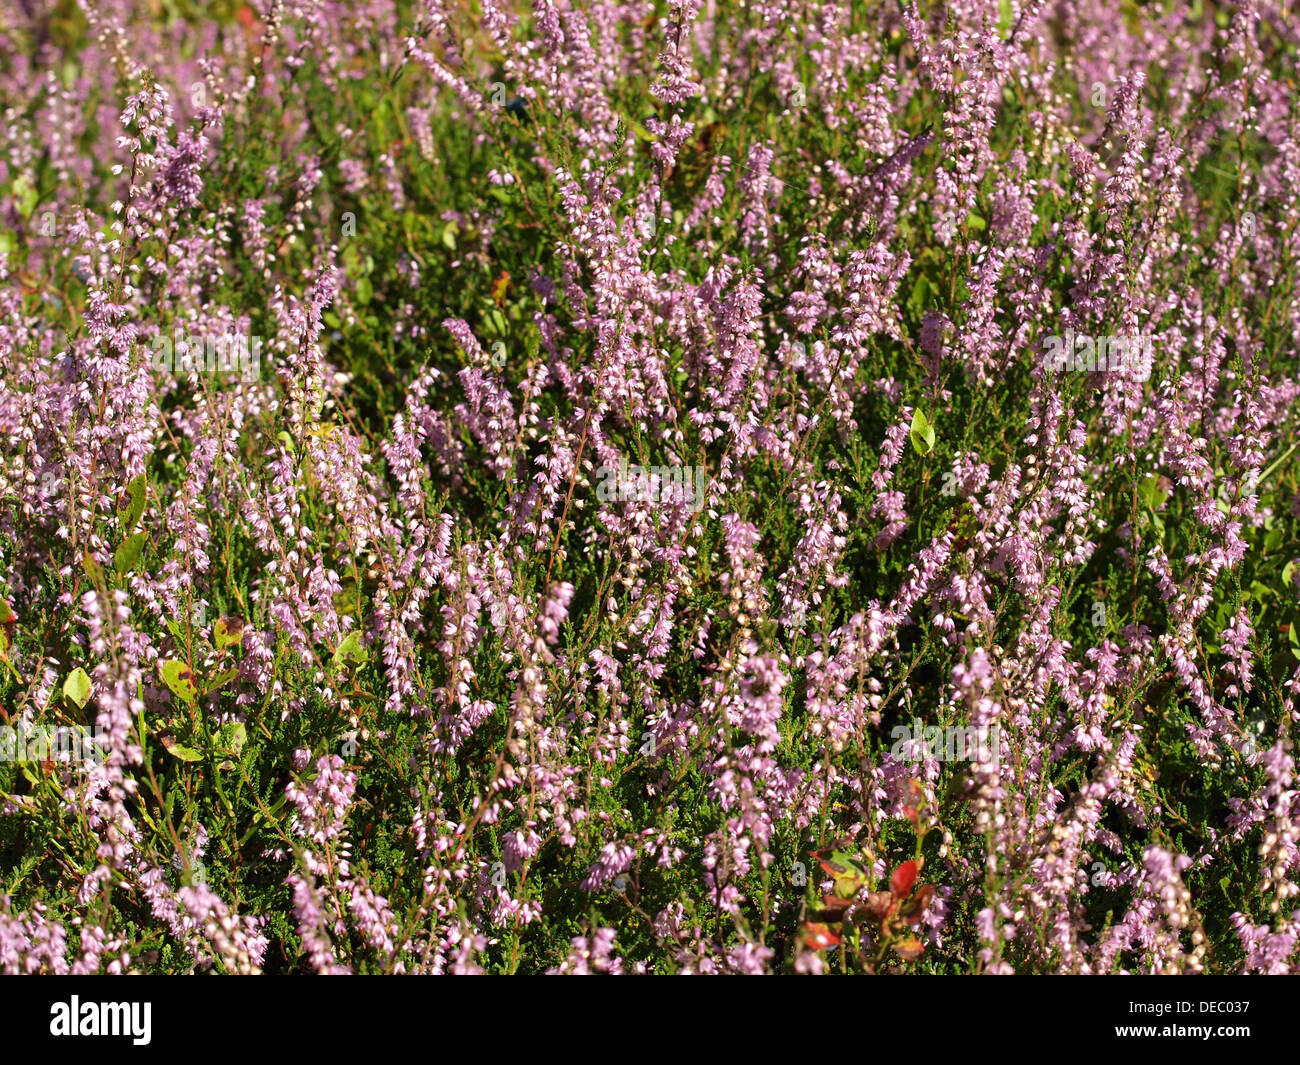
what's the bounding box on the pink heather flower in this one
[547,927,623,974]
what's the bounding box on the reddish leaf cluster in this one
[800,845,936,967]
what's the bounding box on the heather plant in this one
[0,0,1298,976]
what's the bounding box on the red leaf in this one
[893,935,925,961]
[804,923,841,950]
[891,859,918,898]
[863,890,894,923]
[903,883,936,924]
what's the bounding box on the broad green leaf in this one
[333,630,367,667]
[909,274,933,314]
[12,173,38,218]
[159,659,199,704]
[114,531,148,575]
[160,735,203,762]
[83,551,106,586]
[1138,475,1170,511]
[819,848,868,897]
[997,0,1014,34]
[214,616,244,651]
[119,472,147,531]
[827,849,865,873]
[833,874,863,899]
[909,410,935,455]
[63,667,92,709]
[0,597,14,657]
[204,667,240,695]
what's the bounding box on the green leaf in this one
[63,667,92,709]
[997,0,1014,34]
[12,173,38,218]
[0,597,14,659]
[909,410,935,455]
[819,848,868,894]
[83,551,106,587]
[355,275,373,306]
[160,735,203,762]
[159,659,199,704]
[114,531,148,575]
[119,472,147,531]
[204,667,240,695]
[333,631,368,668]
[833,874,864,899]
[1138,475,1170,511]
[441,221,458,250]
[908,274,933,314]
[827,849,864,872]
[214,616,244,651]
